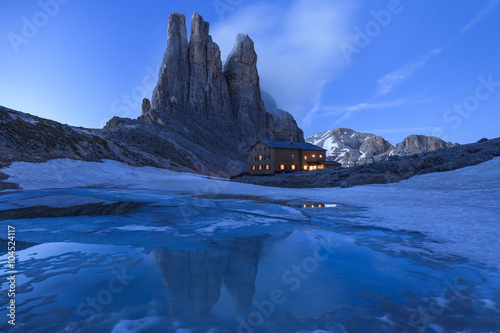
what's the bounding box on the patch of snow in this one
[8,112,39,125]
[322,140,340,156]
[111,316,162,333]
[480,298,497,310]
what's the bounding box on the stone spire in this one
[223,34,267,130]
[146,12,304,144]
[188,13,232,120]
[151,12,189,117]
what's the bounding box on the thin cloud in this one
[374,48,444,99]
[333,99,411,125]
[361,127,443,135]
[303,98,412,127]
[211,0,355,118]
[460,0,500,36]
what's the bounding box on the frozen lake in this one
[1,159,500,332]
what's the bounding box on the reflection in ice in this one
[0,187,498,333]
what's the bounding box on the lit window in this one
[266,165,270,170]
[259,155,263,161]
[304,156,308,160]
[320,155,323,158]
[291,154,296,159]
[259,165,262,170]
[312,154,316,158]
[291,165,296,170]
[252,166,256,171]
[280,164,285,170]
[304,165,308,170]
[319,204,322,208]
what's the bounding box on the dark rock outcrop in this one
[141,98,151,116]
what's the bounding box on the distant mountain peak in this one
[306,128,457,167]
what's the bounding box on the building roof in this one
[324,161,342,166]
[248,141,326,152]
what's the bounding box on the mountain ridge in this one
[306,128,458,167]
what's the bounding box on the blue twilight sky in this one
[1,0,499,144]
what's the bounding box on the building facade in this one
[247,141,340,175]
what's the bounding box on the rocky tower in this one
[223,34,267,131]
[143,12,303,143]
[188,13,232,122]
[151,12,189,118]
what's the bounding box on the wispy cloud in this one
[361,127,443,135]
[211,0,355,117]
[374,48,444,99]
[333,99,412,125]
[460,0,500,36]
[303,98,412,127]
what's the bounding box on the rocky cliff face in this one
[138,12,303,143]
[306,128,457,167]
[110,12,303,175]
[223,34,267,131]
[0,12,304,178]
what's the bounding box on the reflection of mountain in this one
[153,234,268,316]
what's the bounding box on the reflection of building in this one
[247,141,340,175]
[153,235,268,316]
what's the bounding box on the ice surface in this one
[3,157,500,269]
[1,158,500,332]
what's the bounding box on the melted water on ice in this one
[0,187,499,333]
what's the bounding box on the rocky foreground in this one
[233,137,500,188]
